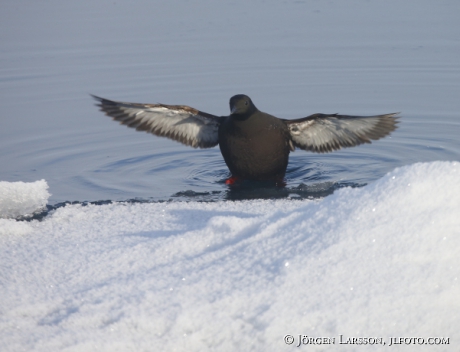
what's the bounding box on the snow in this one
[1,161,459,351]
[0,180,50,220]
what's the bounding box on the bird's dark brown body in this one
[218,112,291,181]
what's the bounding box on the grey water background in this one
[1,0,459,204]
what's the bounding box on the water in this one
[1,0,459,204]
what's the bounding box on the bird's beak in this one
[231,105,238,114]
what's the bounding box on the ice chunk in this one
[0,179,50,219]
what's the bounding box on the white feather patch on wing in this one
[93,96,221,148]
[286,113,399,153]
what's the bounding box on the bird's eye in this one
[245,100,248,106]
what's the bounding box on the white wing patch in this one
[286,113,399,153]
[93,96,220,148]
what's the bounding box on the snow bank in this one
[0,179,50,219]
[0,162,459,351]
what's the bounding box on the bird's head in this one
[229,94,257,117]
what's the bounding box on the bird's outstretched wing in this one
[92,95,221,148]
[283,113,399,153]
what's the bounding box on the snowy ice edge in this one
[1,161,459,350]
[0,179,50,219]
[0,161,458,222]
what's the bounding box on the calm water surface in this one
[1,0,459,204]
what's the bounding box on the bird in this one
[92,94,399,185]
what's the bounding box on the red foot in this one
[275,179,287,187]
[225,176,240,185]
